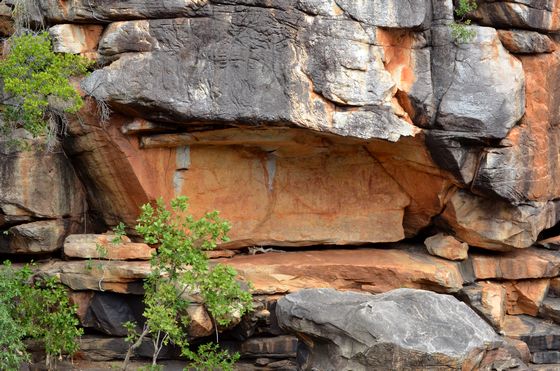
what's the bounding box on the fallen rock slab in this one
[223,247,470,295]
[38,260,151,294]
[540,297,560,324]
[64,234,155,260]
[424,233,469,261]
[503,315,560,353]
[276,288,522,370]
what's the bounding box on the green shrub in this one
[123,196,253,370]
[0,261,83,370]
[0,32,92,146]
[451,0,478,43]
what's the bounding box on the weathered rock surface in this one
[471,249,560,280]
[430,25,525,140]
[84,8,418,143]
[550,278,560,297]
[82,292,144,336]
[76,335,177,361]
[439,190,557,251]
[276,288,521,370]
[1,220,79,254]
[471,1,560,32]
[540,297,560,324]
[498,30,556,54]
[0,139,85,253]
[39,0,555,253]
[504,279,550,316]
[39,260,150,294]
[37,0,206,23]
[472,50,560,203]
[49,24,103,56]
[424,233,469,260]
[62,108,152,227]
[504,314,560,351]
[223,247,470,295]
[460,282,507,331]
[225,335,298,359]
[64,234,155,260]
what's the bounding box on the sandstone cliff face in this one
[15,0,557,251]
[4,0,560,368]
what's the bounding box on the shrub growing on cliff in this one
[0,261,83,370]
[0,32,92,148]
[451,0,477,43]
[122,196,253,370]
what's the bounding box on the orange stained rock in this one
[221,247,466,295]
[376,29,418,123]
[498,50,560,201]
[368,134,455,236]
[504,279,550,316]
[471,248,560,280]
[479,282,507,331]
[64,234,155,260]
[76,101,452,248]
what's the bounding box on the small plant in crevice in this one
[121,196,253,371]
[0,32,93,150]
[86,222,128,294]
[451,0,478,43]
[0,261,83,370]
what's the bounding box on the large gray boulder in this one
[431,25,525,140]
[83,3,421,142]
[276,288,524,370]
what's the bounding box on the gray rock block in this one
[83,4,419,142]
[498,30,556,54]
[276,288,515,370]
[431,25,525,140]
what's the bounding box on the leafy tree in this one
[451,0,478,43]
[123,197,253,370]
[0,261,83,370]
[0,32,92,147]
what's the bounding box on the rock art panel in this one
[68,118,414,247]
